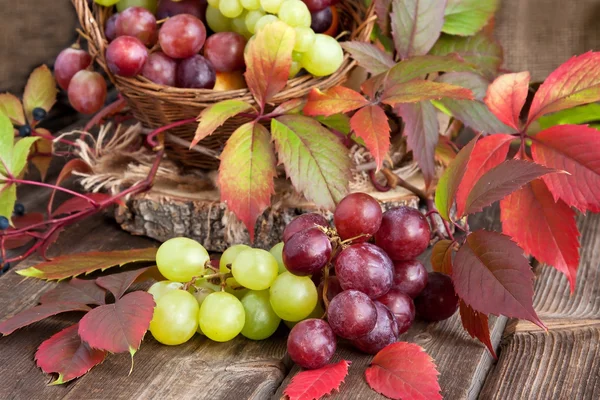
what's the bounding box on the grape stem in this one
[425,200,455,241]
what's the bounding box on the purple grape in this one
[335,243,394,299]
[287,319,336,369]
[176,55,216,89]
[105,13,119,42]
[414,272,459,322]
[283,213,329,243]
[392,259,428,298]
[327,290,377,339]
[142,51,178,86]
[310,6,333,33]
[106,36,148,77]
[333,192,382,243]
[376,288,415,334]
[375,206,431,261]
[157,0,208,24]
[283,228,332,276]
[351,301,399,354]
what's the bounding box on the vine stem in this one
[425,199,455,241]
[146,118,197,148]
[32,129,78,147]
[82,97,127,135]
[9,179,100,206]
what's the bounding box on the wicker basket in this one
[72,0,376,169]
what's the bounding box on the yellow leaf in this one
[23,65,58,122]
[0,93,25,125]
[30,130,53,180]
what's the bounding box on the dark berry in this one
[375,206,431,261]
[327,290,378,339]
[414,272,459,322]
[18,125,32,137]
[0,216,9,230]
[333,192,382,243]
[0,262,10,275]
[377,288,415,334]
[392,259,428,298]
[32,107,47,121]
[13,203,25,216]
[351,301,399,354]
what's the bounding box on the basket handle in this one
[71,0,109,71]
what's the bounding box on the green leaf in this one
[272,115,351,210]
[386,54,478,84]
[443,0,499,36]
[12,137,39,177]
[0,185,17,222]
[23,65,57,122]
[390,0,445,59]
[538,103,600,130]
[218,122,276,241]
[0,112,13,178]
[315,114,352,135]
[341,41,395,75]
[0,93,25,125]
[192,100,254,147]
[382,80,474,106]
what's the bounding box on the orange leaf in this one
[382,80,474,106]
[350,105,390,171]
[30,130,53,180]
[431,239,453,274]
[304,86,370,117]
[484,72,530,131]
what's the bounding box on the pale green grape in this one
[289,51,304,78]
[95,0,120,6]
[284,301,324,329]
[301,34,344,77]
[293,27,315,53]
[269,242,287,274]
[240,0,261,10]
[116,0,157,13]
[260,0,284,14]
[232,13,253,38]
[254,14,279,32]
[220,244,252,273]
[207,0,220,8]
[269,272,318,321]
[156,237,209,283]
[220,0,244,18]
[190,279,220,305]
[148,281,184,301]
[199,292,245,342]
[245,9,265,34]
[240,290,281,340]
[231,248,279,290]
[206,5,232,32]
[278,0,311,28]
[149,290,199,345]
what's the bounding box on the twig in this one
[10,179,100,206]
[82,97,127,137]
[145,118,197,148]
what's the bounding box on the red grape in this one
[302,0,338,12]
[310,6,332,33]
[335,243,394,299]
[54,48,92,91]
[283,213,329,243]
[67,70,107,114]
[376,288,415,334]
[351,301,399,354]
[105,13,119,42]
[287,319,336,369]
[392,259,428,298]
[283,228,332,276]
[414,272,458,322]
[106,36,148,77]
[115,7,158,46]
[375,206,431,261]
[327,290,377,339]
[157,0,208,23]
[204,32,247,72]
[159,14,207,59]
[141,51,178,86]
[333,192,382,243]
[176,55,216,88]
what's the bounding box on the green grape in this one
[231,248,279,290]
[206,5,232,32]
[269,242,287,274]
[232,13,253,39]
[95,0,120,6]
[245,9,265,34]
[156,237,209,283]
[301,34,344,77]
[289,51,303,78]
[240,0,261,10]
[284,301,324,329]
[220,244,252,273]
[269,272,318,321]
[149,290,199,345]
[220,0,244,18]
[293,27,315,53]
[199,292,245,342]
[116,0,158,13]
[278,0,311,28]
[207,0,220,8]
[148,281,184,301]
[254,14,279,32]
[190,279,220,305]
[260,0,284,14]
[240,290,281,340]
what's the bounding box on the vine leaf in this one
[48,158,93,214]
[443,0,499,36]
[78,291,155,357]
[390,0,445,59]
[382,80,474,106]
[218,122,276,241]
[30,132,53,181]
[0,302,91,335]
[35,323,107,385]
[96,268,150,300]
[365,342,442,400]
[386,54,478,84]
[350,105,390,172]
[52,193,114,217]
[374,0,393,35]
[484,72,530,131]
[531,124,600,213]
[4,212,44,250]
[283,360,351,400]
[41,278,106,306]
[17,248,158,281]
[23,65,57,122]
[0,93,25,125]
[340,41,394,75]
[303,86,369,117]
[501,179,580,292]
[272,98,306,115]
[453,230,545,329]
[459,300,496,359]
[272,115,351,210]
[192,100,254,147]
[538,103,600,130]
[527,52,600,123]
[431,239,453,275]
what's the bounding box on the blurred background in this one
[0,0,599,94]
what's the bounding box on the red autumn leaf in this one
[303,86,370,117]
[41,278,106,306]
[463,159,557,216]
[191,100,254,147]
[38,226,65,260]
[501,179,580,292]
[244,21,295,109]
[395,101,439,185]
[459,300,496,359]
[340,41,395,75]
[390,0,445,59]
[17,248,158,281]
[218,122,276,241]
[484,71,530,131]
[365,342,442,400]
[527,52,600,123]
[531,124,600,213]
[453,230,545,329]
[78,291,155,356]
[350,105,390,172]
[431,239,453,274]
[4,212,44,249]
[283,360,351,400]
[48,159,93,211]
[382,79,474,106]
[455,134,513,217]
[0,302,90,335]
[52,193,113,217]
[96,267,150,300]
[35,323,107,385]
[272,98,306,115]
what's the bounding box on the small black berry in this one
[13,203,25,216]
[32,107,47,121]
[18,125,31,137]
[0,262,10,275]
[0,216,9,230]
